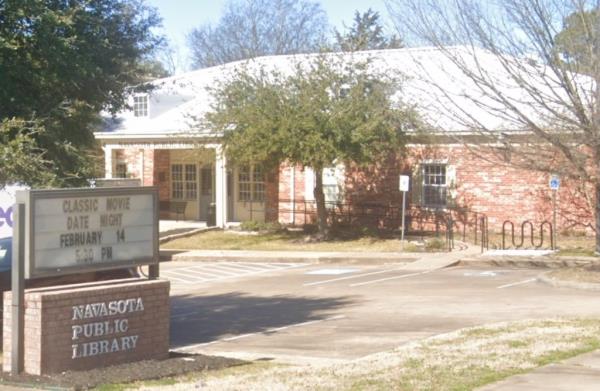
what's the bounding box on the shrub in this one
[425,237,447,251]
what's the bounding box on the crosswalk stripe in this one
[207,263,271,273]
[163,262,307,285]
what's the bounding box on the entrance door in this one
[198,164,214,221]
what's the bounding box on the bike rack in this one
[502,220,554,250]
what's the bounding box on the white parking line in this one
[349,270,432,287]
[497,278,537,289]
[303,269,394,286]
[174,314,346,352]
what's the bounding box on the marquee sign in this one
[18,187,158,279]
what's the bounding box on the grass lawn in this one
[547,267,600,284]
[125,318,600,391]
[162,229,447,252]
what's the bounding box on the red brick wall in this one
[114,149,142,179]
[340,145,594,234]
[154,150,170,202]
[412,145,593,233]
[142,150,154,186]
[111,148,170,202]
[109,145,594,233]
[3,279,170,375]
[265,167,280,222]
[277,164,312,225]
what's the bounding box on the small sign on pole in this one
[399,175,410,247]
[549,175,560,190]
[399,175,410,192]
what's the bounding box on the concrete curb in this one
[170,252,420,265]
[459,257,596,269]
[159,226,219,244]
[537,271,600,291]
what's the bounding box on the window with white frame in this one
[238,165,265,202]
[185,164,197,199]
[304,166,344,206]
[252,165,265,202]
[171,164,197,200]
[115,163,127,179]
[323,166,343,207]
[422,163,447,207]
[133,95,149,117]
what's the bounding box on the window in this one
[238,165,265,202]
[252,165,265,202]
[172,164,197,200]
[323,167,343,207]
[115,163,127,179]
[133,95,148,117]
[422,164,447,207]
[185,164,197,199]
[238,166,251,201]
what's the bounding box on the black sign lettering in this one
[101,247,113,261]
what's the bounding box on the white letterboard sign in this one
[21,187,159,278]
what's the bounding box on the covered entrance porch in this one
[102,141,272,227]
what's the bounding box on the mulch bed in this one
[0,352,246,390]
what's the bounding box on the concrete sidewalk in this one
[480,349,600,391]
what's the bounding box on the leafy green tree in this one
[206,56,420,236]
[0,119,54,187]
[335,9,403,52]
[0,0,163,188]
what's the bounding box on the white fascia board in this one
[101,141,222,150]
[93,132,222,141]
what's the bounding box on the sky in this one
[145,0,394,73]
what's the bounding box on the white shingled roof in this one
[95,45,585,141]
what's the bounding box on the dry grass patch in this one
[547,266,600,284]
[162,229,430,252]
[137,318,600,391]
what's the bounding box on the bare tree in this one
[387,0,600,252]
[187,0,329,69]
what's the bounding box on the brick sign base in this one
[3,279,170,375]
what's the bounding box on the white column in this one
[215,146,228,227]
[103,145,114,179]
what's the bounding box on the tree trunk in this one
[313,167,329,239]
[596,183,600,255]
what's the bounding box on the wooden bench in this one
[159,201,187,220]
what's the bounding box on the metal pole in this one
[552,189,557,250]
[401,191,406,249]
[148,263,159,279]
[11,203,25,375]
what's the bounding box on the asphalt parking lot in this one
[163,260,600,363]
